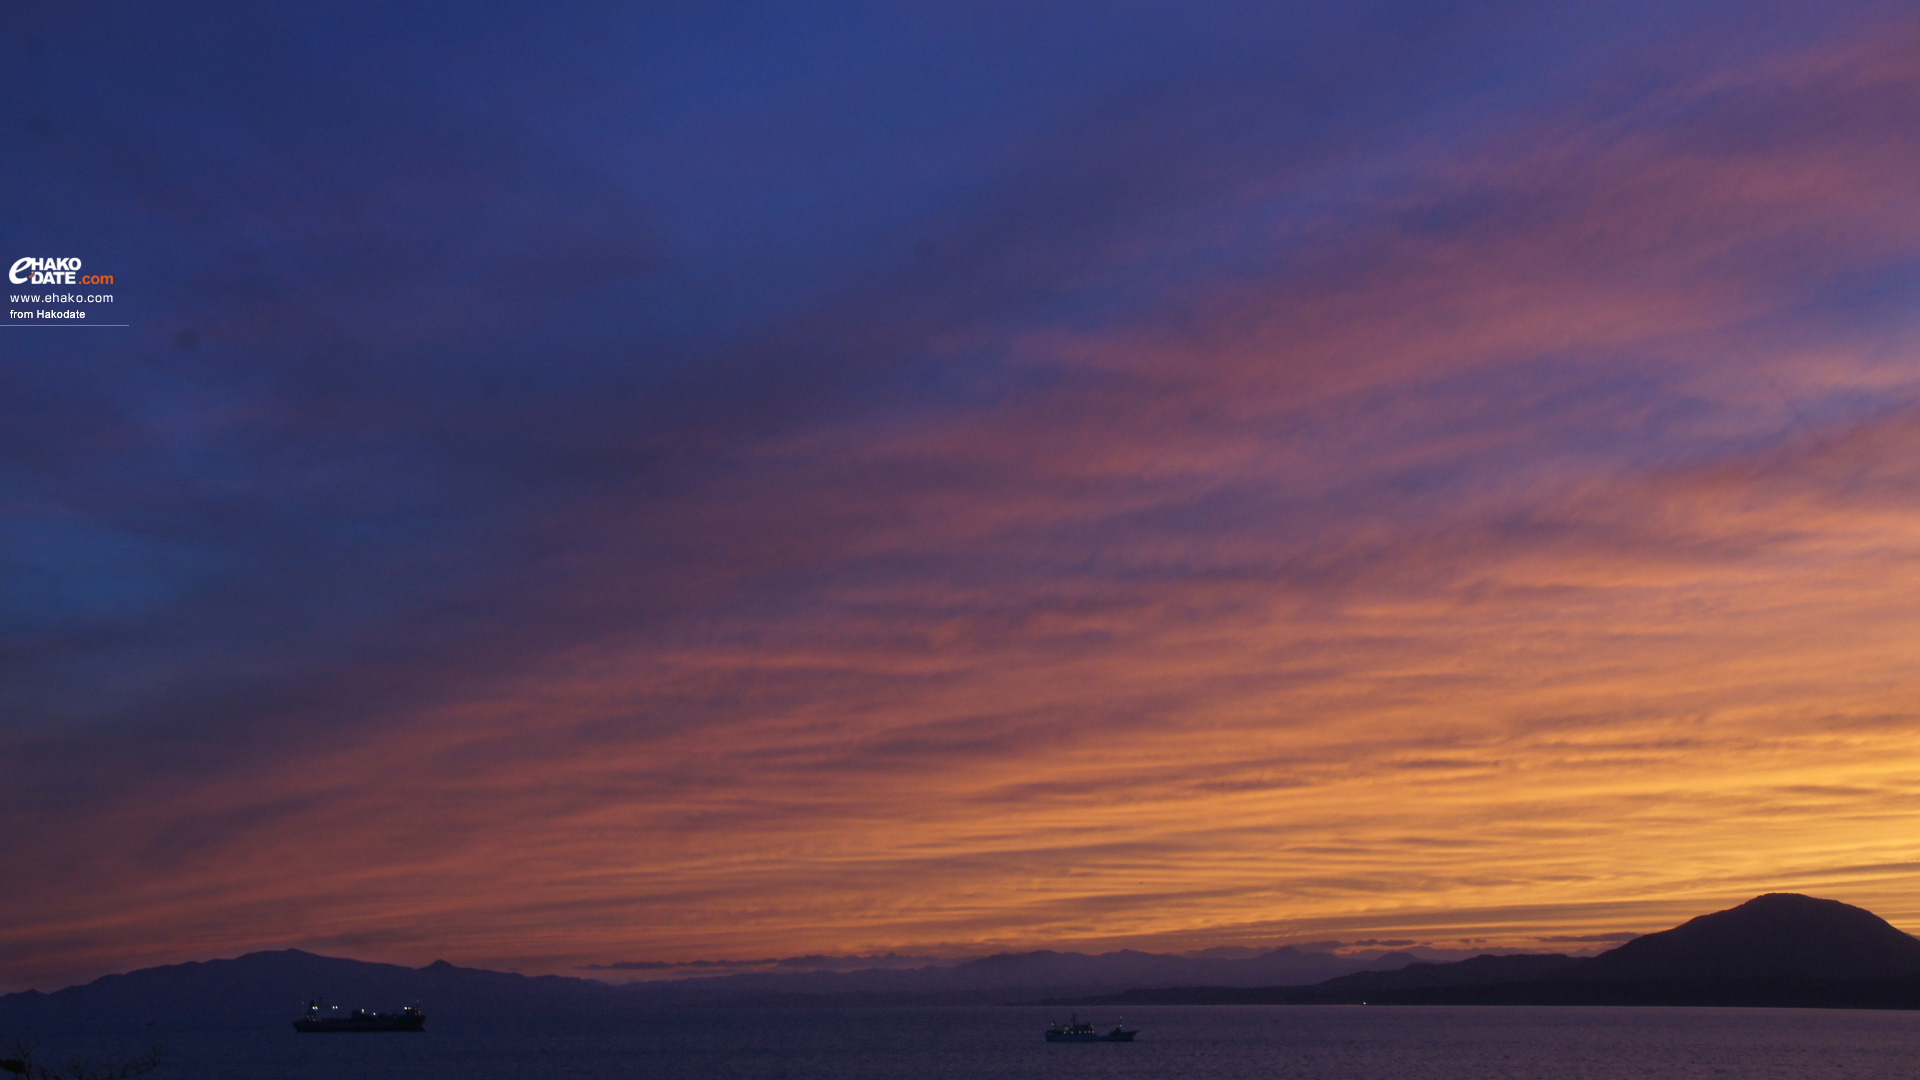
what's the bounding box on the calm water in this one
[23,1005,1920,1080]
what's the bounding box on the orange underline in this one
[3,323,131,327]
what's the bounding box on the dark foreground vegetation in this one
[1,1043,163,1080]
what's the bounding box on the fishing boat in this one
[1044,1015,1136,1042]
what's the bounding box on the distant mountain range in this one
[0,952,619,1032]
[615,944,1416,1003]
[1078,894,1920,1008]
[7,893,1918,1030]
[0,942,1409,1028]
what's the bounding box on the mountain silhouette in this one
[1264,951,1581,995]
[1293,892,1920,997]
[0,942,1403,1027]
[12,893,1920,1026]
[0,950,625,1031]
[630,945,1406,1002]
[1578,893,1920,980]
[1079,893,1920,1007]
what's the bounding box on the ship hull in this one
[293,1017,425,1033]
[1045,1031,1135,1042]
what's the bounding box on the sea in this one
[18,1004,1920,1080]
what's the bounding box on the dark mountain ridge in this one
[0,942,1404,1027]
[1079,893,1920,1007]
[11,893,1916,1026]
[0,950,626,1031]
[624,945,1413,1002]
[1580,893,1920,981]
[1278,951,1583,994]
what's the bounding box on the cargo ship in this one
[293,1000,426,1032]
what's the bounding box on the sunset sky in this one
[6,2,1920,991]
